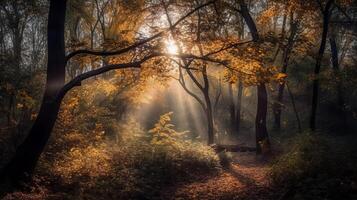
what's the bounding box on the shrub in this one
[270,132,330,185]
[36,112,220,199]
[270,133,357,199]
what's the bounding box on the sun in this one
[165,38,178,55]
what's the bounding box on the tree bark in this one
[310,0,333,131]
[0,0,67,182]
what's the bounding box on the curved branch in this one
[57,54,157,101]
[204,40,252,57]
[65,33,163,64]
[178,64,207,111]
[159,52,254,77]
[59,50,227,103]
[65,0,215,63]
[186,68,205,91]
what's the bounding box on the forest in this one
[0,0,357,199]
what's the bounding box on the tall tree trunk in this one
[202,58,214,144]
[213,77,222,118]
[329,32,347,129]
[204,93,215,145]
[286,82,302,133]
[1,0,67,181]
[239,0,270,154]
[256,83,270,154]
[273,19,298,130]
[195,7,214,144]
[235,80,243,132]
[228,82,235,132]
[239,1,259,42]
[329,34,344,108]
[235,15,245,134]
[310,0,333,131]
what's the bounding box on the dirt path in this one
[161,152,278,200]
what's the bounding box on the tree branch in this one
[65,0,215,63]
[178,63,207,111]
[57,54,156,101]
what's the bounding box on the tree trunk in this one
[256,83,270,154]
[310,0,333,131]
[228,82,235,132]
[329,32,347,129]
[239,1,259,42]
[205,100,215,145]
[273,19,298,130]
[235,80,243,132]
[329,34,344,108]
[203,65,215,144]
[286,82,302,133]
[1,0,67,182]
[239,0,270,154]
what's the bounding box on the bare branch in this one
[186,67,205,91]
[204,40,252,57]
[65,0,215,63]
[178,64,207,111]
[57,54,156,101]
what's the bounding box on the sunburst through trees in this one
[1,0,357,199]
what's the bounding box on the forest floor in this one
[161,152,278,200]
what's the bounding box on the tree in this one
[238,0,270,154]
[310,0,334,131]
[162,0,234,144]
[273,8,301,130]
[159,0,214,144]
[228,78,236,132]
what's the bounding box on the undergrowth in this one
[2,112,220,200]
[270,132,357,200]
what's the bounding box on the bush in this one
[270,133,357,199]
[35,112,220,199]
[270,132,330,185]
